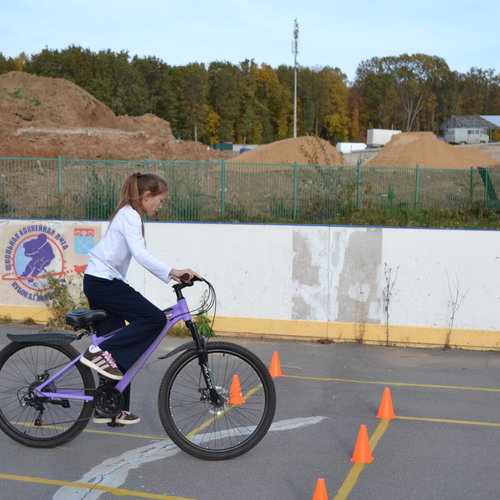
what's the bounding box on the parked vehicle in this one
[366,129,401,148]
[335,142,367,153]
[444,128,489,145]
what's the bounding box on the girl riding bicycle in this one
[80,172,201,425]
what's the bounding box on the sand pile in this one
[0,71,234,161]
[229,136,346,166]
[365,132,497,169]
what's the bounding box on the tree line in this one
[1,47,499,144]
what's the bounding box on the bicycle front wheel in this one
[0,342,95,448]
[158,341,276,460]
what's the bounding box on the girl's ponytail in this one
[110,173,168,234]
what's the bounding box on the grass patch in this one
[326,204,500,229]
[8,89,23,99]
[0,314,12,323]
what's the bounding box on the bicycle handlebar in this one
[172,274,204,299]
[181,273,202,284]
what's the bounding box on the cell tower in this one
[292,18,299,138]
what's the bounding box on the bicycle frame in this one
[33,287,205,403]
[0,276,276,457]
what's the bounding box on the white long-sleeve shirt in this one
[86,205,172,282]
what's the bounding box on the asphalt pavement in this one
[0,321,498,500]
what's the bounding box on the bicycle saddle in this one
[65,309,108,328]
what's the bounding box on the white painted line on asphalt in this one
[52,416,327,500]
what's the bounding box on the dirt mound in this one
[365,132,497,169]
[169,140,236,161]
[115,113,175,141]
[0,71,117,129]
[229,136,346,166]
[0,71,235,161]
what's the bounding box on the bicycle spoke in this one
[0,343,94,447]
[159,341,276,460]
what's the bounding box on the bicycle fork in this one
[187,321,224,407]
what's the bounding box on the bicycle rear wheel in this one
[158,341,276,460]
[0,342,95,448]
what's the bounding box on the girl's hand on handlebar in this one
[170,269,202,284]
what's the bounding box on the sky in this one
[1,0,498,82]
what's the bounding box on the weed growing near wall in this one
[42,273,87,328]
[0,314,12,323]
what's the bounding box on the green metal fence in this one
[0,157,498,222]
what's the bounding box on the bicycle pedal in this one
[107,422,125,428]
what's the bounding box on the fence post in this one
[356,164,361,207]
[414,164,420,207]
[57,156,62,218]
[221,160,226,220]
[485,167,489,209]
[293,162,298,221]
[57,156,62,197]
[143,157,148,173]
[469,167,473,203]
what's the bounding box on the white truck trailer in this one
[335,142,367,153]
[366,129,401,148]
[444,128,489,144]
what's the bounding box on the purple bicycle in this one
[0,277,276,460]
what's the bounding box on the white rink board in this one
[1,219,499,338]
[135,223,499,332]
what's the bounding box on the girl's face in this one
[141,190,168,217]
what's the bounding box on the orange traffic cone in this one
[229,375,245,405]
[376,387,396,419]
[311,478,328,500]
[350,425,374,463]
[269,351,282,378]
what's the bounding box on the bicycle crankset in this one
[93,383,123,418]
